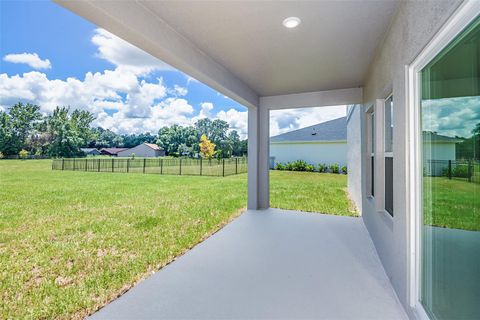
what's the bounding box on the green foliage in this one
[330,163,340,174]
[341,166,348,174]
[275,162,285,170]
[318,163,327,173]
[452,164,470,178]
[0,151,4,159]
[45,107,95,158]
[131,153,136,160]
[19,149,29,159]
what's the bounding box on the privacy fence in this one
[52,157,248,177]
[425,159,480,184]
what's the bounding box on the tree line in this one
[0,102,247,158]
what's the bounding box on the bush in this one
[305,164,316,172]
[285,162,294,171]
[0,152,3,159]
[290,160,308,171]
[341,166,348,174]
[318,163,327,173]
[19,149,29,160]
[131,153,136,160]
[452,164,470,178]
[330,163,340,174]
[275,163,285,170]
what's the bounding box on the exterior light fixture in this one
[282,17,301,28]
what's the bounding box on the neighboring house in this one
[270,117,346,168]
[80,148,101,156]
[117,143,166,158]
[100,148,129,157]
[423,132,462,176]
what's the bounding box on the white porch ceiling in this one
[56,0,400,107]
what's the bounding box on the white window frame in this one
[384,94,394,216]
[406,2,480,319]
[365,104,375,198]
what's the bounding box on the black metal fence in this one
[52,157,248,176]
[425,159,479,183]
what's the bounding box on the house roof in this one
[143,143,163,151]
[80,148,99,153]
[423,132,463,143]
[270,117,347,143]
[100,148,129,155]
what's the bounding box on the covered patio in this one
[90,209,406,319]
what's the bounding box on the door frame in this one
[406,1,480,319]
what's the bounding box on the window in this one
[419,15,479,320]
[384,96,393,216]
[366,109,375,197]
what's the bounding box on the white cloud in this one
[91,28,172,75]
[3,52,51,70]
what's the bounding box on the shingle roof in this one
[422,132,462,143]
[144,143,162,150]
[100,148,129,155]
[270,117,347,143]
[80,148,99,152]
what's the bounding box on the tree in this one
[199,134,216,159]
[46,107,95,158]
[157,125,199,156]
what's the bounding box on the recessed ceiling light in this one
[282,17,301,29]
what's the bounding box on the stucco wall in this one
[270,142,347,167]
[347,105,363,214]
[360,0,462,316]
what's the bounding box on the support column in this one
[247,105,269,209]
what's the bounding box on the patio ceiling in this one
[56,0,400,108]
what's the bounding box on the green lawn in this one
[424,177,480,231]
[0,160,354,319]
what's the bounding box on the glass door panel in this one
[420,16,480,320]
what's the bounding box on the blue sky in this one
[0,0,345,138]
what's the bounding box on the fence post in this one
[62,158,65,170]
[85,158,88,171]
[160,159,163,175]
[468,159,473,182]
[200,158,203,176]
[179,158,182,175]
[222,158,225,177]
[143,158,146,174]
[448,160,452,179]
[235,158,238,175]
[127,158,130,173]
[97,158,100,172]
[111,158,114,172]
[73,158,76,171]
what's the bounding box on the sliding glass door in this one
[419,16,479,320]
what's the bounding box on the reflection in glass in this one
[420,16,480,320]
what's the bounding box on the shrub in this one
[318,163,327,173]
[285,162,294,171]
[0,152,3,159]
[341,166,348,174]
[452,164,469,178]
[305,164,316,172]
[330,163,340,174]
[131,153,136,159]
[275,163,285,170]
[19,149,29,160]
[291,160,308,171]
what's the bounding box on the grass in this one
[270,170,357,216]
[0,160,353,319]
[424,177,480,231]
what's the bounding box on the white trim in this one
[407,2,480,318]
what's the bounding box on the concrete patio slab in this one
[90,209,407,319]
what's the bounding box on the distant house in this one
[100,148,129,157]
[117,143,166,158]
[423,132,462,176]
[270,117,347,168]
[80,148,101,156]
